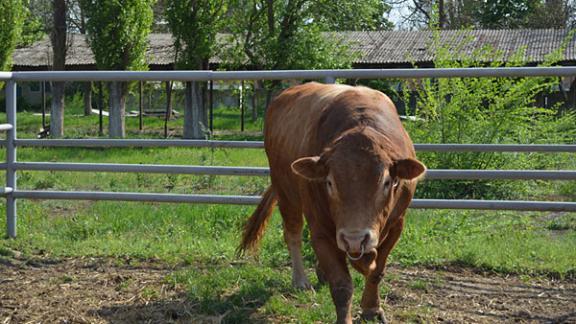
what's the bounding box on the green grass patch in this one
[2,200,575,278]
[0,110,574,321]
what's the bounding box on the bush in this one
[403,33,576,199]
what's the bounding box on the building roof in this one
[11,29,576,70]
[344,29,576,65]
[12,33,177,69]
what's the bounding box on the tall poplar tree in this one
[0,0,24,72]
[81,0,155,138]
[165,0,227,139]
[50,0,67,138]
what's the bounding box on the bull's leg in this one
[312,236,354,324]
[278,201,311,289]
[360,219,404,323]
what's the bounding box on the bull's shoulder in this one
[317,88,397,131]
[265,83,354,136]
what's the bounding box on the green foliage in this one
[404,32,576,199]
[311,0,393,31]
[165,0,227,69]
[413,0,574,30]
[222,0,357,71]
[19,0,45,47]
[81,0,155,70]
[0,0,25,71]
[477,0,540,29]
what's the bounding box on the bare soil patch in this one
[1,255,574,323]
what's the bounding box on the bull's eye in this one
[384,179,391,188]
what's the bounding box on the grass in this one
[0,108,575,322]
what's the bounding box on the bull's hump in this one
[315,88,402,145]
[265,83,354,153]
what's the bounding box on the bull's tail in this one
[237,186,277,255]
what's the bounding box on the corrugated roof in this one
[342,29,576,64]
[11,29,576,69]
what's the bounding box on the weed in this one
[33,174,60,190]
[408,279,430,292]
[60,275,74,283]
[141,286,160,300]
[164,174,179,191]
[116,278,132,291]
[0,246,14,257]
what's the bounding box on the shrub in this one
[403,32,576,199]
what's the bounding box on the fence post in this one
[6,80,17,238]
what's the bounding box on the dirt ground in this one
[1,255,574,324]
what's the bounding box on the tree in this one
[50,0,67,138]
[395,0,575,29]
[19,0,46,47]
[165,0,227,139]
[312,0,394,31]
[0,0,24,71]
[67,0,94,116]
[223,0,372,110]
[224,0,390,71]
[525,0,576,29]
[477,0,540,29]
[81,0,155,138]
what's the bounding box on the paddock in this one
[0,68,575,323]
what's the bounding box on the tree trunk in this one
[438,0,446,29]
[164,81,173,138]
[98,81,104,136]
[50,0,67,138]
[139,81,143,131]
[83,82,92,116]
[109,81,126,138]
[209,80,214,133]
[50,82,65,137]
[41,82,47,129]
[252,80,258,122]
[183,81,206,139]
[265,89,272,113]
[240,80,245,132]
[165,81,173,118]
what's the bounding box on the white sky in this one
[387,2,414,30]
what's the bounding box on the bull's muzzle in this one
[337,229,377,260]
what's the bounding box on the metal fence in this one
[2,67,576,238]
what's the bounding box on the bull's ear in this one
[291,156,327,181]
[395,158,426,180]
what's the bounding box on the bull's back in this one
[264,82,353,163]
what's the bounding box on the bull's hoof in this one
[292,277,313,290]
[361,307,387,323]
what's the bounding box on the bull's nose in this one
[337,229,374,253]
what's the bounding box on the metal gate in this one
[2,68,576,238]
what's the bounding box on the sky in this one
[387,2,412,30]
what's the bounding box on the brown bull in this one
[239,82,426,323]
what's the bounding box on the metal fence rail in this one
[6,139,576,152]
[4,162,576,180]
[3,67,576,238]
[7,66,576,81]
[9,190,576,212]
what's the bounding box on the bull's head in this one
[291,129,425,261]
